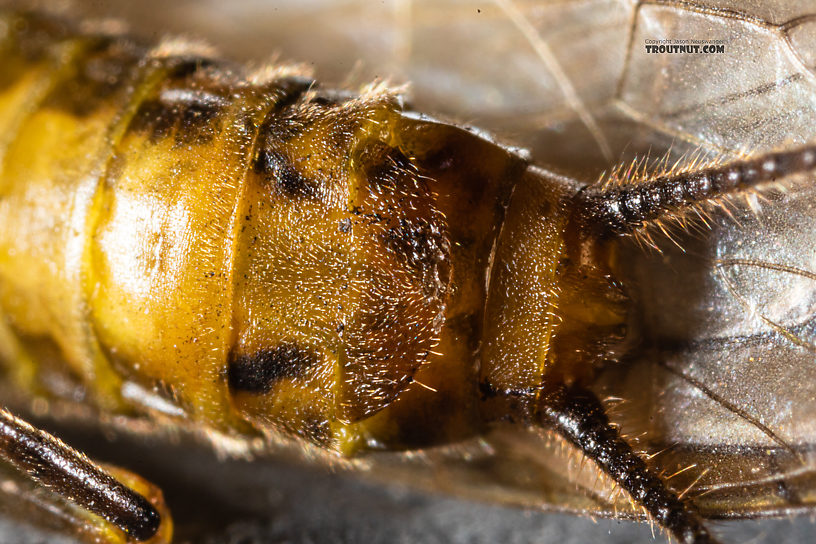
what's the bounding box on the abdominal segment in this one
[0,11,522,454]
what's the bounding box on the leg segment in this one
[539,384,717,544]
[574,145,816,236]
[0,407,163,541]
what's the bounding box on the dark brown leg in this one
[573,145,816,236]
[539,384,717,544]
[0,407,162,541]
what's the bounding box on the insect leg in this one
[572,145,816,236]
[538,384,717,544]
[0,407,163,541]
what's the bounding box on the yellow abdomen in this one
[0,12,530,454]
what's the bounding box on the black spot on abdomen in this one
[127,59,228,145]
[252,148,316,198]
[359,142,414,188]
[128,92,223,145]
[228,344,317,393]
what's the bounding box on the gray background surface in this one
[0,424,814,544]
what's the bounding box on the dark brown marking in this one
[385,217,448,274]
[354,142,451,280]
[228,344,317,393]
[251,76,315,144]
[128,99,174,141]
[421,144,457,172]
[127,58,229,145]
[359,142,414,189]
[247,76,330,194]
[163,57,217,82]
[253,148,316,198]
[269,75,314,110]
[128,92,223,145]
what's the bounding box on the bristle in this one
[665,464,697,481]
[598,147,728,190]
[576,144,816,244]
[539,385,716,543]
[248,59,315,85]
[679,469,710,500]
[150,36,218,59]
